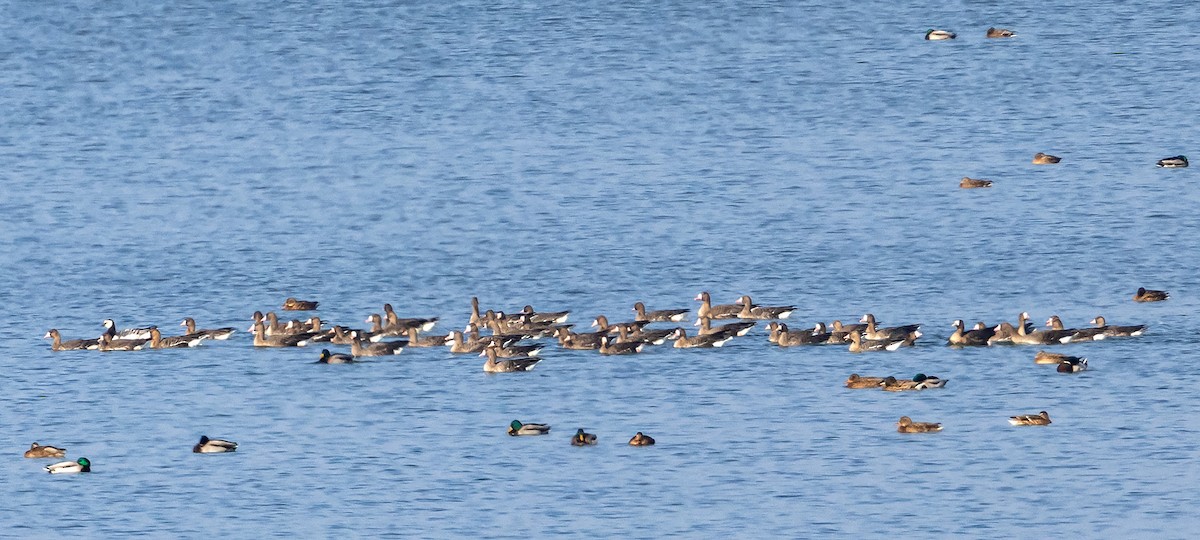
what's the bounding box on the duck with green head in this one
[45,457,91,474]
[925,29,956,40]
[508,420,551,436]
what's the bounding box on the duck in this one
[43,329,99,351]
[924,29,956,40]
[24,442,66,458]
[481,346,541,372]
[1032,152,1062,164]
[633,302,689,323]
[735,295,796,320]
[282,297,318,311]
[349,331,405,356]
[860,314,921,344]
[914,373,948,389]
[318,349,355,364]
[571,429,597,446]
[670,328,732,348]
[694,292,742,320]
[382,303,438,333]
[149,328,204,349]
[628,432,655,446]
[1057,357,1088,373]
[695,317,756,338]
[1156,155,1188,168]
[507,420,551,436]
[986,27,1016,38]
[960,176,993,188]
[1009,411,1052,426]
[521,305,570,325]
[250,321,312,348]
[881,376,922,391]
[897,417,942,433]
[1133,287,1169,302]
[845,374,887,389]
[1090,316,1146,337]
[1034,350,1085,365]
[193,435,238,453]
[598,335,645,355]
[97,334,148,351]
[45,457,91,474]
[847,331,906,353]
[180,318,235,340]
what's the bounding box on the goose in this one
[897,417,942,433]
[924,29,956,40]
[403,327,448,348]
[694,292,742,320]
[102,319,156,340]
[696,317,756,338]
[349,331,405,356]
[996,322,1072,346]
[986,27,1016,38]
[618,325,676,346]
[847,331,905,352]
[24,442,67,458]
[469,297,484,327]
[282,297,318,311]
[948,319,993,346]
[45,457,91,474]
[149,328,204,349]
[632,302,689,323]
[776,323,829,346]
[365,314,411,340]
[860,314,921,344]
[507,420,551,436]
[1032,152,1061,164]
[382,304,438,332]
[521,305,570,325]
[317,349,355,364]
[1009,411,1052,426]
[598,335,644,355]
[736,295,796,320]
[571,429,597,446]
[180,318,235,340]
[193,435,238,453]
[591,315,650,335]
[445,330,494,354]
[1156,155,1188,168]
[1090,316,1145,337]
[1046,315,1105,343]
[845,374,887,389]
[97,334,148,351]
[43,329,99,351]
[670,328,732,348]
[1133,287,1169,302]
[628,432,655,446]
[960,176,993,188]
[250,321,312,347]
[481,346,541,372]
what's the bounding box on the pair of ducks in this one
[1035,351,1088,373]
[924,27,1015,40]
[34,436,235,474]
[897,411,1052,433]
[845,374,947,391]
[507,421,654,446]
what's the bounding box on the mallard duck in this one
[633,302,688,323]
[571,429,597,446]
[43,329,99,351]
[1090,316,1145,337]
[925,29,956,40]
[1156,155,1188,168]
[1133,287,1169,302]
[629,432,655,446]
[845,374,886,389]
[914,374,948,389]
[897,417,942,433]
[1009,411,1052,426]
[193,435,238,453]
[986,27,1016,38]
[1032,152,1061,164]
[1057,357,1088,373]
[24,442,66,458]
[881,376,921,392]
[508,420,551,436]
[481,346,541,372]
[317,349,355,364]
[282,297,318,311]
[960,177,993,188]
[1034,350,1085,365]
[45,457,91,473]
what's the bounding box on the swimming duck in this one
[959,177,993,188]
[318,349,355,364]
[24,442,66,458]
[845,374,887,389]
[897,417,942,433]
[1034,350,1085,365]
[735,295,796,320]
[1032,152,1061,164]
[43,329,99,351]
[986,27,1016,38]
[282,297,318,311]
[914,374,948,389]
[193,435,238,453]
[924,29,956,40]
[1156,155,1188,168]
[633,302,689,323]
[180,318,235,340]
[45,457,90,474]
[481,346,541,372]
[508,420,551,436]
[1009,411,1052,426]
[694,292,742,320]
[1133,287,1169,302]
[1057,357,1088,373]
[571,429,597,446]
[881,376,922,391]
[628,432,655,446]
[670,328,732,348]
[1090,316,1145,337]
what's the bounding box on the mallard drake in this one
[960,177,993,188]
[845,374,887,389]
[1134,287,1169,302]
[43,329,99,351]
[633,302,688,323]
[914,374,948,389]
[508,420,551,436]
[149,328,204,349]
[193,435,238,453]
[1156,155,1188,168]
[847,331,906,352]
[1057,357,1088,373]
[925,29,956,40]
[45,457,90,474]
[694,292,742,320]
[24,442,66,458]
[986,27,1016,38]
[481,346,541,372]
[282,297,318,311]
[670,328,732,348]
[180,318,235,340]
[1032,152,1061,164]
[318,349,355,364]
[1090,316,1145,337]
[1009,411,1052,426]
[735,295,796,320]
[571,429,597,446]
[629,432,655,446]
[897,417,942,433]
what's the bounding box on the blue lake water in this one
[2,0,1200,536]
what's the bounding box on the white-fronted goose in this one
[736,295,796,320]
[633,302,689,323]
[591,315,650,335]
[383,303,438,332]
[986,27,1016,38]
[1090,316,1145,337]
[481,346,541,372]
[446,330,493,354]
[694,292,742,320]
[43,329,99,351]
[521,305,570,325]
[97,334,148,351]
[1156,155,1188,168]
[959,176,993,188]
[261,312,308,336]
[555,327,607,350]
[250,321,312,347]
[598,335,644,355]
[695,317,756,338]
[1133,287,1169,302]
[846,330,905,352]
[180,318,235,341]
[670,328,732,348]
[860,314,921,344]
[102,319,156,340]
[403,327,447,348]
[1032,152,1061,164]
[282,297,318,311]
[620,325,677,346]
[149,328,204,349]
[492,341,545,357]
[996,321,1072,346]
[326,327,359,345]
[365,314,410,340]
[318,349,355,364]
[776,323,829,346]
[1046,315,1105,343]
[948,319,993,346]
[349,331,405,356]
[468,297,484,327]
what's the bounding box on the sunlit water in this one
[2,0,1199,536]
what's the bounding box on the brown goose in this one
[696,317,756,338]
[1133,287,1169,302]
[694,292,742,320]
[632,302,689,323]
[445,330,492,354]
[1090,316,1145,337]
[598,335,644,355]
[997,320,1072,346]
[326,326,360,345]
[1046,315,1105,343]
[860,314,921,344]
[776,324,829,346]
[670,328,732,348]
[383,304,438,333]
[180,318,235,341]
[403,327,448,348]
[365,314,410,340]
[1032,152,1061,164]
[262,312,307,335]
[620,325,677,346]
[897,416,943,433]
[591,315,650,335]
[468,297,484,327]
[97,334,148,351]
[735,295,796,320]
[846,330,905,352]
[43,329,99,351]
[349,331,405,356]
[492,341,546,358]
[481,346,541,372]
[250,321,312,347]
[149,328,204,349]
[282,297,318,311]
[959,176,993,188]
[948,319,993,346]
[521,305,570,325]
[845,374,886,389]
[555,327,607,350]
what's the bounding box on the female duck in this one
[1133,287,1169,302]
[1009,411,1052,426]
[897,417,942,433]
[629,432,656,446]
[25,442,66,458]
